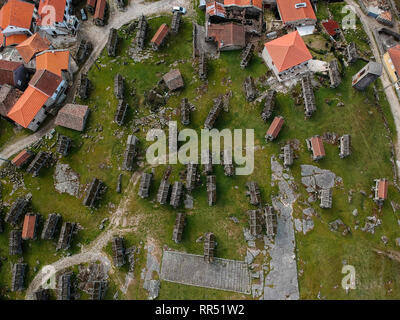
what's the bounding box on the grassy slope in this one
[1,3,400,299]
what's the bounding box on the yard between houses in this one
[0,2,400,300]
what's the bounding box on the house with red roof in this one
[206,22,246,51]
[35,49,73,79]
[373,178,388,206]
[0,59,29,89]
[322,20,340,37]
[224,0,263,12]
[36,0,80,36]
[0,0,35,47]
[276,0,317,27]
[262,31,312,81]
[383,44,400,87]
[151,23,169,51]
[7,69,68,131]
[16,33,51,63]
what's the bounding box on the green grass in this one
[1,6,400,300]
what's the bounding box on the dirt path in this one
[0,0,192,166]
[345,0,400,160]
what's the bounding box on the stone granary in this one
[22,213,39,240]
[301,74,316,118]
[171,11,182,34]
[11,149,35,169]
[243,76,257,102]
[248,209,262,237]
[123,135,139,171]
[9,230,22,256]
[240,43,254,69]
[221,150,234,176]
[83,178,105,208]
[55,104,90,132]
[26,151,49,177]
[114,100,129,126]
[79,73,90,100]
[170,181,183,208]
[346,42,358,64]
[34,289,50,300]
[57,273,72,300]
[112,236,126,267]
[328,59,342,88]
[90,281,108,300]
[319,188,333,209]
[138,172,153,198]
[6,198,30,226]
[204,96,223,129]
[206,175,217,206]
[246,181,261,206]
[186,163,198,192]
[263,205,277,241]
[75,40,93,65]
[339,134,351,158]
[163,69,184,91]
[265,116,284,142]
[180,98,191,125]
[198,52,207,81]
[373,178,388,206]
[157,178,170,205]
[204,232,216,263]
[279,144,294,168]
[306,135,326,161]
[41,213,61,240]
[202,151,213,174]
[114,74,124,100]
[134,15,148,50]
[107,28,119,57]
[352,61,383,91]
[56,222,76,251]
[172,212,186,243]
[11,263,27,292]
[261,89,276,122]
[57,135,72,157]
[151,23,169,51]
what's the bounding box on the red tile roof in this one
[223,0,263,10]
[276,0,316,24]
[16,33,50,63]
[377,179,388,200]
[7,86,48,128]
[151,23,169,47]
[264,31,312,73]
[322,20,340,36]
[87,0,97,7]
[266,116,284,138]
[29,69,62,97]
[0,33,28,47]
[310,136,325,158]
[36,50,70,76]
[22,214,37,240]
[207,23,246,50]
[37,0,67,26]
[206,1,226,17]
[94,0,106,20]
[0,59,22,86]
[11,149,34,168]
[0,0,34,30]
[388,45,400,75]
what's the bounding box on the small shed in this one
[151,23,169,50]
[265,116,284,142]
[162,69,184,91]
[11,149,35,168]
[55,104,90,131]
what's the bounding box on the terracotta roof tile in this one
[11,149,34,168]
[377,179,388,200]
[7,86,48,128]
[276,0,316,24]
[223,0,263,10]
[38,0,67,25]
[36,50,70,76]
[206,1,226,17]
[266,116,284,138]
[29,69,62,96]
[16,33,50,63]
[22,214,37,240]
[310,136,325,158]
[94,0,106,20]
[0,0,34,30]
[151,23,169,46]
[264,31,312,72]
[388,45,400,74]
[322,19,340,36]
[87,0,97,7]
[207,23,246,50]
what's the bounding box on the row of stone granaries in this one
[0,195,79,294]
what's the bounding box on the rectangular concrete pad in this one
[160,251,251,294]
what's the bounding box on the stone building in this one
[56,222,76,251]
[186,163,198,192]
[265,116,284,142]
[248,209,262,236]
[246,181,261,206]
[11,263,27,292]
[306,135,325,161]
[198,53,207,81]
[339,134,351,158]
[163,69,184,91]
[279,144,293,168]
[114,100,128,126]
[221,150,234,176]
[206,175,217,206]
[83,178,105,208]
[328,59,341,88]
[263,205,277,241]
[319,188,333,209]
[157,179,170,205]
[204,232,216,263]
[240,43,254,69]
[22,213,39,240]
[170,181,183,208]
[134,15,148,50]
[112,236,126,267]
[26,151,49,177]
[9,230,22,255]
[138,172,153,199]
[57,135,71,157]
[57,273,72,300]
[6,198,30,226]
[346,42,358,64]
[114,74,124,100]
[373,178,388,206]
[150,23,169,51]
[301,74,316,118]
[180,98,191,125]
[171,11,182,34]
[123,135,138,171]
[41,213,61,240]
[243,76,257,102]
[261,89,276,122]
[107,28,119,57]
[172,212,186,243]
[204,96,223,129]
[352,61,382,91]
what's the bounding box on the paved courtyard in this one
[160,251,251,294]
